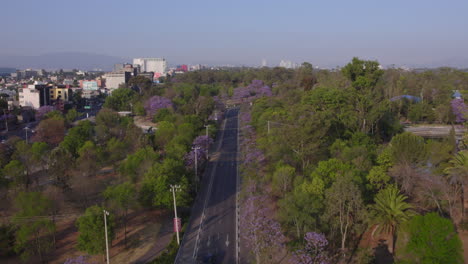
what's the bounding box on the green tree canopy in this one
[76,205,115,255]
[371,185,414,254]
[389,132,428,165]
[13,192,55,262]
[60,120,94,158]
[103,88,136,111]
[403,212,463,264]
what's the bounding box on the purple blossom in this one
[241,194,285,262]
[0,113,15,121]
[192,135,213,149]
[293,232,330,264]
[240,112,252,123]
[232,80,272,102]
[144,96,173,116]
[184,148,207,168]
[35,105,56,120]
[64,255,94,264]
[244,150,265,165]
[184,135,214,168]
[451,98,467,123]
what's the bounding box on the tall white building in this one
[103,72,131,90]
[133,58,167,75]
[18,84,50,109]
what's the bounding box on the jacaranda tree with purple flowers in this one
[241,194,285,264]
[144,96,173,116]
[184,135,213,168]
[64,255,93,264]
[35,105,56,120]
[451,98,467,123]
[232,80,272,102]
[293,232,330,264]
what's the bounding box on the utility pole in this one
[192,146,201,190]
[267,120,270,135]
[204,124,209,159]
[170,185,181,245]
[3,109,8,132]
[103,210,110,264]
[24,127,30,144]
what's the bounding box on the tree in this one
[341,58,387,134]
[76,141,100,178]
[278,181,324,239]
[0,224,15,257]
[33,118,66,145]
[403,212,463,264]
[144,96,173,116]
[451,98,467,123]
[139,159,191,209]
[154,121,176,149]
[272,164,295,197]
[103,88,136,111]
[30,142,49,171]
[103,182,136,247]
[35,105,56,120]
[389,132,428,165]
[65,108,82,124]
[128,75,153,94]
[366,166,391,192]
[370,186,414,254]
[241,194,285,264]
[296,62,317,91]
[342,57,383,90]
[293,232,330,264]
[48,147,74,189]
[3,160,27,190]
[60,120,94,158]
[76,205,115,256]
[104,137,128,167]
[95,108,125,142]
[73,141,100,207]
[13,192,55,262]
[323,175,366,255]
[119,147,159,183]
[444,150,468,220]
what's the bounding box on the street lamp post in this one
[103,210,110,264]
[192,146,201,190]
[3,110,8,132]
[204,124,209,159]
[24,127,30,144]
[170,185,181,245]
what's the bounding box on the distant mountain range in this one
[0,52,129,71]
[0,51,467,71]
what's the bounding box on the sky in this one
[2,0,468,67]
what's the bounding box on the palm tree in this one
[444,150,468,220]
[371,185,415,254]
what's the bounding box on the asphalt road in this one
[176,108,239,264]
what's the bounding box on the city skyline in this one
[2,0,468,68]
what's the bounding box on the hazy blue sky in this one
[2,0,468,67]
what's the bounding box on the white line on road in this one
[236,108,240,264]
[192,116,228,260]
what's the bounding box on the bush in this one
[0,224,16,257]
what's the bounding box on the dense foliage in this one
[2,60,468,262]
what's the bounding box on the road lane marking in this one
[192,114,229,260]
